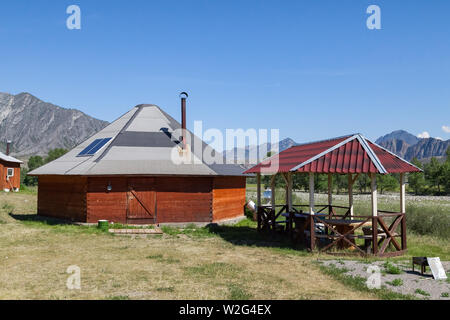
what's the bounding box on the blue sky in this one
[0,0,449,147]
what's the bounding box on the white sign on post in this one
[427,257,447,280]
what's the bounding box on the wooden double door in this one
[126,178,157,224]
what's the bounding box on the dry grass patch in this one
[0,192,376,300]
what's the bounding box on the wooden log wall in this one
[86,176,215,224]
[155,177,213,223]
[86,177,128,223]
[212,176,246,222]
[37,175,87,221]
[37,175,247,224]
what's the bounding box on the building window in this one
[7,168,14,177]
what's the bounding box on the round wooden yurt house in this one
[29,100,248,225]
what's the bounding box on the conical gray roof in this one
[29,104,247,176]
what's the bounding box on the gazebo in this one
[244,134,422,257]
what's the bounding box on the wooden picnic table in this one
[281,212,330,244]
[281,212,327,219]
[280,213,373,249]
[320,218,372,227]
[319,218,372,249]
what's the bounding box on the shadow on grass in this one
[202,223,310,254]
[7,214,308,254]
[8,213,108,235]
[9,213,73,226]
[404,270,434,278]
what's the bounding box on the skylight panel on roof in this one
[77,138,112,157]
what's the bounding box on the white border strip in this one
[356,135,387,174]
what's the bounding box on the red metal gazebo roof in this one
[244,134,422,174]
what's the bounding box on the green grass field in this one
[0,187,448,300]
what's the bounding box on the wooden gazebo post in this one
[348,174,354,218]
[328,174,333,215]
[400,173,407,250]
[286,172,294,237]
[309,172,315,250]
[256,173,262,230]
[287,172,293,212]
[309,172,315,214]
[280,172,293,212]
[270,174,276,209]
[370,173,378,254]
[400,173,406,214]
[270,174,277,231]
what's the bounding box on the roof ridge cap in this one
[290,134,359,172]
[355,135,387,174]
[135,104,160,108]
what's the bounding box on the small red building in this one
[0,146,22,192]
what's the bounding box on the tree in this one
[333,174,347,194]
[45,148,68,163]
[424,157,444,194]
[443,161,450,195]
[292,173,327,193]
[356,174,370,193]
[23,155,45,186]
[23,149,68,186]
[377,174,398,194]
[312,174,326,193]
[293,173,308,191]
[262,174,284,189]
[443,147,450,194]
[28,155,44,171]
[408,158,426,195]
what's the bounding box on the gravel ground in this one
[294,192,450,203]
[320,259,450,300]
[247,190,450,205]
[247,190,450,211]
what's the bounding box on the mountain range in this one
[226,130,449,163]
[0,92,109,156]
[375,130,449,162]
[223,138,297,163]
[0,92,448,163]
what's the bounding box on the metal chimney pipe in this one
[6,140,11,156]
[180,92,188,147]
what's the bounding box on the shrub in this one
[244,206,254,220]
[386,278,403,287]
[415,288,430,296]
[228,284,252,300]
[383,261,403,275]
[406,204,450,239]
